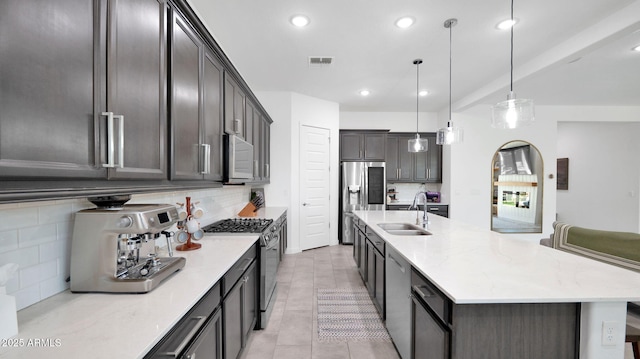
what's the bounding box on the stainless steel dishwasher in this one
[385,246,411,359]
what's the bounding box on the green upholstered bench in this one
[544,221,640,273]
[544,223,640,358]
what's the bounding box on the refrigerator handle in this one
[361,165,366,208]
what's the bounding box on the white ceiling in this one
[187,0,640,113]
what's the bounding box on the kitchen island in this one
[354,210,640,359]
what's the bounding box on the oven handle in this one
[266,234,279,251]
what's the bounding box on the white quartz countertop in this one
[0,235,258,359]
[0,207,288,359]
[354,210,640,304]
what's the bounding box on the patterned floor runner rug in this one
[317,287,391,342]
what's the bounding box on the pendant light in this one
[436,18,463,145]
[408,59,428,152]
[491,0,534,129]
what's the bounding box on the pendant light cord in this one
[510,0,514,92]
[416,61,419,132]
[448,21,452,125]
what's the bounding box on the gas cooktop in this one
[202,218,273,234]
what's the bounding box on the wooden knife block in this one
[238,202,257,217]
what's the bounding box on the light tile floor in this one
[240,244,638,359]
[240,244,401,359]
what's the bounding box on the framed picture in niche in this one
[557,158,569,190]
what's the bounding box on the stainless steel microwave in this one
[224,134,254,183]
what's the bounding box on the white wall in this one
[557,121,640,232]
[256,91,340,253]
[340,111,438,131]
[447,105,559,241]
[450,105,640,241]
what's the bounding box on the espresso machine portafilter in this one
[70,203,186,293]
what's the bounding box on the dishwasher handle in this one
[387,253,405,273]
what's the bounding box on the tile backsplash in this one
[386,182,442,203]
[0,186,250,310]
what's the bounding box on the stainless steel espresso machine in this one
[70,197,186,293]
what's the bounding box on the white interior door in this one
[299,125,331,251]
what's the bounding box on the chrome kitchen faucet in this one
[410,191,429,228]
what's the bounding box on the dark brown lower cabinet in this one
[145,282,222,358]
[223,258,257,359]
[412,295,449,359]
[411,268,578,359]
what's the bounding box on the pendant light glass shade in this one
[436,18,463,145]
[409,59,428,153]
[408,133,428,152]
[491,0,534,129]
[492,91,534,129]
[436,123,464,145]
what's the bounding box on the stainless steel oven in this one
[202,217,280,329]
[261,228,279,328]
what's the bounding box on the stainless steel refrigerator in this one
[339,162,386,244]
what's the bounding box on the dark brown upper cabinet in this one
[339,131,387,161]
[0,0,167,180]
[170,8,223,181]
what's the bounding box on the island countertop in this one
[354,210,640,304]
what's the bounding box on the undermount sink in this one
[377,223,432,236]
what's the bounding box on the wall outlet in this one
[601,321,618,346]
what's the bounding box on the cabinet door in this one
[414,150,429,182]
[245,101,255,149]
[352,222,360,264]
[107,0,167,179]
[366,240,375,298]
[412,296,450,359]
[386,136,400,180]
[374,248,385,318]
[363,133,386,161]
[414,134,441,183]
[203,49,224,181]
[397,136,414,181]
[242,260,257,344]
[224,75,245,138]
[426,135,442,182]
[170,11,202,180]
[340,133,363,161]
[252,108,262,180]
[0,0,105,179]
[262,116,271,182]
[224,279,242,359]
[183,308,222,359]
[359,228,367,281]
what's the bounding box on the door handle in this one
[302,202,310,206]
[200,144,210,174]
[102,112,124,168]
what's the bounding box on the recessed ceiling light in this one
[290,15,310,27]
[395,17,415,29]
[496,18,518,30]
[359,89,370,96]
[633,45,640,52]
[419,90,429,96]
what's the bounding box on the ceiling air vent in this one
[308,56,334,67]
